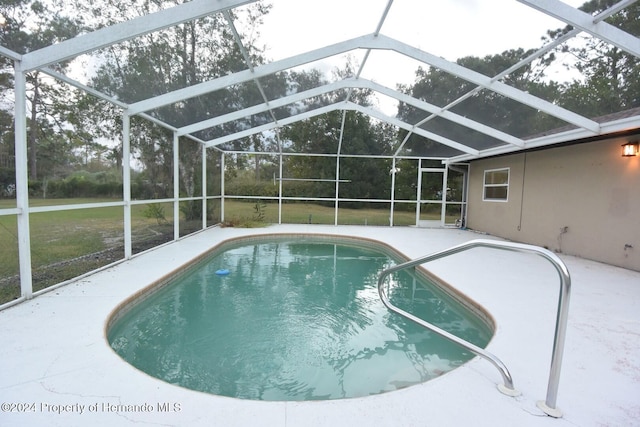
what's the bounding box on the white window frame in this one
[483,168,510,202]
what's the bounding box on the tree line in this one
[1,0,638,207]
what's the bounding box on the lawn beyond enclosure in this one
[0,198,437,304]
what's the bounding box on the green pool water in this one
[108,237,492,401]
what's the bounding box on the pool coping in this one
[1,224,639,426]
[105,232,497,342]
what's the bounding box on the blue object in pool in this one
[215,269,230,276]
[108,239,493,402]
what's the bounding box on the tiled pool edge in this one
[105,231,497,344]
[3,225,638,426]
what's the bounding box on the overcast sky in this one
[59,0,588,116]
[251,0,586,114]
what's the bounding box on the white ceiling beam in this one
[132,32,600,136]
[20,0,256,71]
[446,114,640,164]
[204,103,343,147]
[345,103,478,155]
[396,1,629,156]
[595,0,639,19]
[178,79,354,135]
[341,0,394,105]
[0,46,21,62]
[205,101,478,155]
[40,67,185,135]
[371,35,601,134]
[40,67,129,109]
[127,34,378,115]
[362,80,525,147]
[518,0,640,58]
[223,9,281,151]
[179,77,523,148]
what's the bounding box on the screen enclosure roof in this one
[2,0,639,163]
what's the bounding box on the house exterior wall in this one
[467,136,640,271]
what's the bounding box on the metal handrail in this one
[377,238,571,418]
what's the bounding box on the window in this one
[483,168,509,201]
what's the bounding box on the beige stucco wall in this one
[467,137,640,271]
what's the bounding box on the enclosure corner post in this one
[14,64,33,299]
[201,143,207,230]
[173,131,180,241]
[122,113,132,259]
[278,153,283,225]
[389,157,396,227]
[440,165,449,227]
[220,153,225,223]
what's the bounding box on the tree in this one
[1,0,84,181]
[231,71,288,179]
[282,110,344,183]
[397,49,564,156]
[281,62,394,207]
[79,0,276,215]
[544,0,640,116]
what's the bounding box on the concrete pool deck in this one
[1,225,639,426]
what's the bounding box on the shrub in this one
[142,204,168,224]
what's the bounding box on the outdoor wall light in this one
[622,141,639,157]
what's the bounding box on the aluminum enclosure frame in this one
[1,0,639,304]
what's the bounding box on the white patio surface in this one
[1,225,638,427]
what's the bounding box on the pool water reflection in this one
[108,237,492,401]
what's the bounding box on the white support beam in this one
[371,35,601,134]
[132,32,599,138]
[178,79,353,135]
[278,153,283,224]
[363,80,525,147]
[0,46,22,62]
[180,77,524,148]
[599,0,639,18]
[14,67,33,299]
[341,0,394,104]
[122,114,132,259]
[389,156,397,226]
[40,67,129,109]
[441,166,449,227]
[201,143,207,230]
[205,103,343,147]
[137,112,178,132]
[128,34,378,115]
[518,0,640,58]
[393,0,634,157]
[346,103,479,155]
[220,154,225,222]
[178,79,354,135]
[446,113,640,163]
[173,132,180,241]
[205,100,479,156]
[223,9,280,128]
[20,0,256,71]
[335,111,348,225]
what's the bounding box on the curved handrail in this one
[376,238,571,418]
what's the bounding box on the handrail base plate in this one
[537,400,563,418]
[497,383,521,397]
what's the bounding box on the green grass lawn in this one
[0,197,449,304]
[221,199,427,226]
[0,198,177,301]
[1,199,162,273]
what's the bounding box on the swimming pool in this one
[107,235,493,401]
